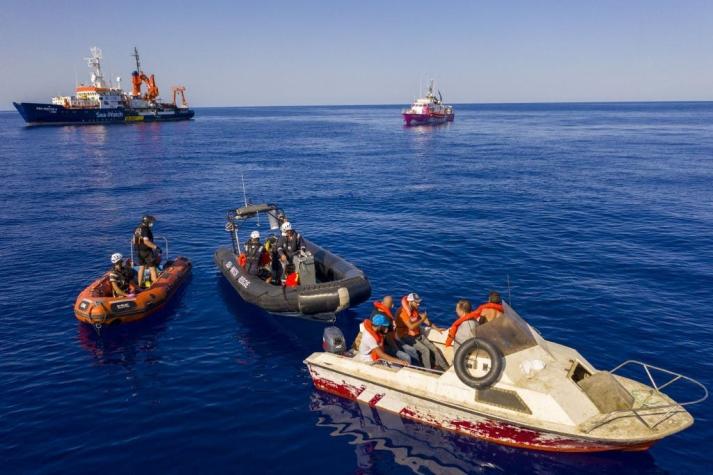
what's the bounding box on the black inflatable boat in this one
[214,204,371,322]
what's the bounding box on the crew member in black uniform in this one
[109,252,135,297]
[133,215,161,288]
[276,221,304,279]
[244,230,267,278]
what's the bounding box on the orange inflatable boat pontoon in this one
[74,256,192,326]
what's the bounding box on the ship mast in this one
[85,47,107,88]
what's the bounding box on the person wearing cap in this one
[108,253,135,297]
[133,215,161,288]
[355,313,410,366]
[445,292,505,348]
[276,221,305,277]
[396,293,448,370]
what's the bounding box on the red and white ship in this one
[401,80,454,126]
[305,302,707,453]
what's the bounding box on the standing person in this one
[108,253,135,297]
[244,230,266,276]
[355,314,410,366]
[276,221,304,277]
[133,215,161,288]
[445,292,505,348]
[371,295,418,363]
[396,293,449,370]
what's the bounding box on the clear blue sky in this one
[2,0,712,107]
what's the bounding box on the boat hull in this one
[13,102,194,126]
[214,242,371,320]
[402,111,454,126]
[73,257,192,325]
[305,361,660,453]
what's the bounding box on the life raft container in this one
[73,257,192,326]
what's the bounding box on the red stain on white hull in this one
[309,368,656,453]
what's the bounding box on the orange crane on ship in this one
[130,47,159,101]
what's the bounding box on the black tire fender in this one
[453,337,504,389]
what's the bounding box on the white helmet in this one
[250,230,260,240]
[111,253,123,264]
[281,221,292,232]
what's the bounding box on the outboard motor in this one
[322,326,347,355]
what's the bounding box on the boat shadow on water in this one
[76,278,191,365]
[309,392,664,475]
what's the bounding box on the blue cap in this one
[372,314,390,327]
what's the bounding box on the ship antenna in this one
[507,274,512,305]
[241,173,248,207]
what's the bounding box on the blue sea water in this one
[1,103,712,474]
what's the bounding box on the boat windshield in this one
[471,302,538,356]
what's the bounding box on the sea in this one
[1,103,712,474]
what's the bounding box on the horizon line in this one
[2,98,713,113]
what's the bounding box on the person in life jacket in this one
[445,291,505,348]
[276,221,305,277]
[108,253,135,297]
[396,293,449,370]
[133,215,161,288]
[370,296,418,364]
[355,314,410,366]
[284,263,299,288]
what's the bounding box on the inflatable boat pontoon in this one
[214,203,371,322]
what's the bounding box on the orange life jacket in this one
[285,272,299,287]
[238,253,247,268]
[445,302,504,347]
[363,319,384,361]
[373,301,394,321]
[396,295,421,338]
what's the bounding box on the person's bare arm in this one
[143,237,158,250]
[372,347,408,366]
[111,281,127,296]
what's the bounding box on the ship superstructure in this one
[14,47,194,125]
[401,80,454,126]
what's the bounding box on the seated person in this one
[109,253,135,297]
[449,299,476,351]
[283,263,300,287]
[445,291,505,348]
[396,293,449,370]
[355,314,410,366]
[371,295,418,363]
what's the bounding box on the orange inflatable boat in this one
[74,257,192,326]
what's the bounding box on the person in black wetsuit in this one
[244,230,268,277]
[276,221,304,279]
[133,215,161,288]
[109,253,135,297]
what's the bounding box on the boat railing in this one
[130,236,169,266]
[581,360,708,433]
